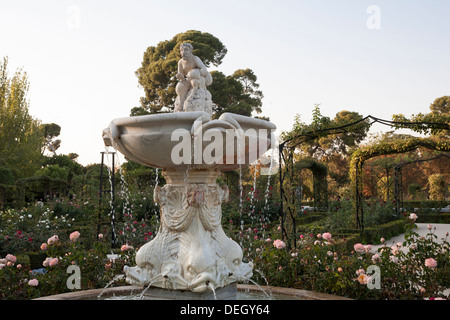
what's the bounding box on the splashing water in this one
[97,274,125,299]
[230,275,273,300]
[207,282,217,300]
[261,147,276,242]
[104,147,118,246]
[138,279,158,299]
[238,164,244,247]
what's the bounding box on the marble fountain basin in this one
[102,111,277,170]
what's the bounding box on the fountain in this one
[102,42,277,300]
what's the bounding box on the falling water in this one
[97,274,125,299]
[230,275,273,300]
[238,164,244,247]
[138,278,160,299]
[207,282,217,300]
[246,162,259,259]
[255,268,272,297]
[261,147,276,242]
[104,147,117,246]
[153,168,160,230]
[115,154,134,244]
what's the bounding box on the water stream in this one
[97,274,125,299]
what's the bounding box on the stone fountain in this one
[102,42,276,299]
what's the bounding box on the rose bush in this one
[249,227,449,300]
[0,231,132,300]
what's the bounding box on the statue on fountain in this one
[174,42,213,117]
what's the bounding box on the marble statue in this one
[174,43,213,117]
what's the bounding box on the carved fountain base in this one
[124,167,253,296]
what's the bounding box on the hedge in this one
[416,213,450,224]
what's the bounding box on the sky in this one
[1,0,449,166]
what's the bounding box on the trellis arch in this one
[278,114,449,246]
[393,153,450,214]
[350,137,450,230]
[294,158,328,209]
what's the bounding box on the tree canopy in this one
[281,105,371,159]
[0,57,45,180]
[392,95,450,139]
[132,30,264,118]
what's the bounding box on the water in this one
[104,147,118,246]
[97,289,296,300]
[238,164,244,247]
[138,278,159,299]
[207,282,217,300]
[230,276,272,300]
[97,274,125,299]
[261,147,275,242]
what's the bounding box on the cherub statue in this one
[174,42,213,116]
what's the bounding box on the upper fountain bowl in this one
[102,111,276,171]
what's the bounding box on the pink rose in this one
[121,244,133,251]
[273,239,286,249]
[43,257,51,267]
[425,258,437,269]
[322,233,332,240]
[357,274,369,285]
[49,258,59,267]
[40,243,48,251]
[353,243,365,253]
[6,254,17,263]
[28,279,39,287]
[47,235,59,245]
[69,231,80,242]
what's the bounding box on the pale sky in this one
[1,0,449,166]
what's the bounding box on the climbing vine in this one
[350,137,450,229]
[294,158,328,209]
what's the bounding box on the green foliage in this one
[392,96,450,138]
[427,174,448,200]
[282,105,370,159]
[0,57,45,180]
[350,138,450,203]
[209,69,263,118]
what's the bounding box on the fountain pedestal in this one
[124,168,253,293]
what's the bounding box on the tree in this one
[132,30,264,118]
[282,106,370,160]
[0,57,45,180]
[208,69,263,118]
[392,96,450,139]
[429,96,450,115]
[42,123,61,155]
